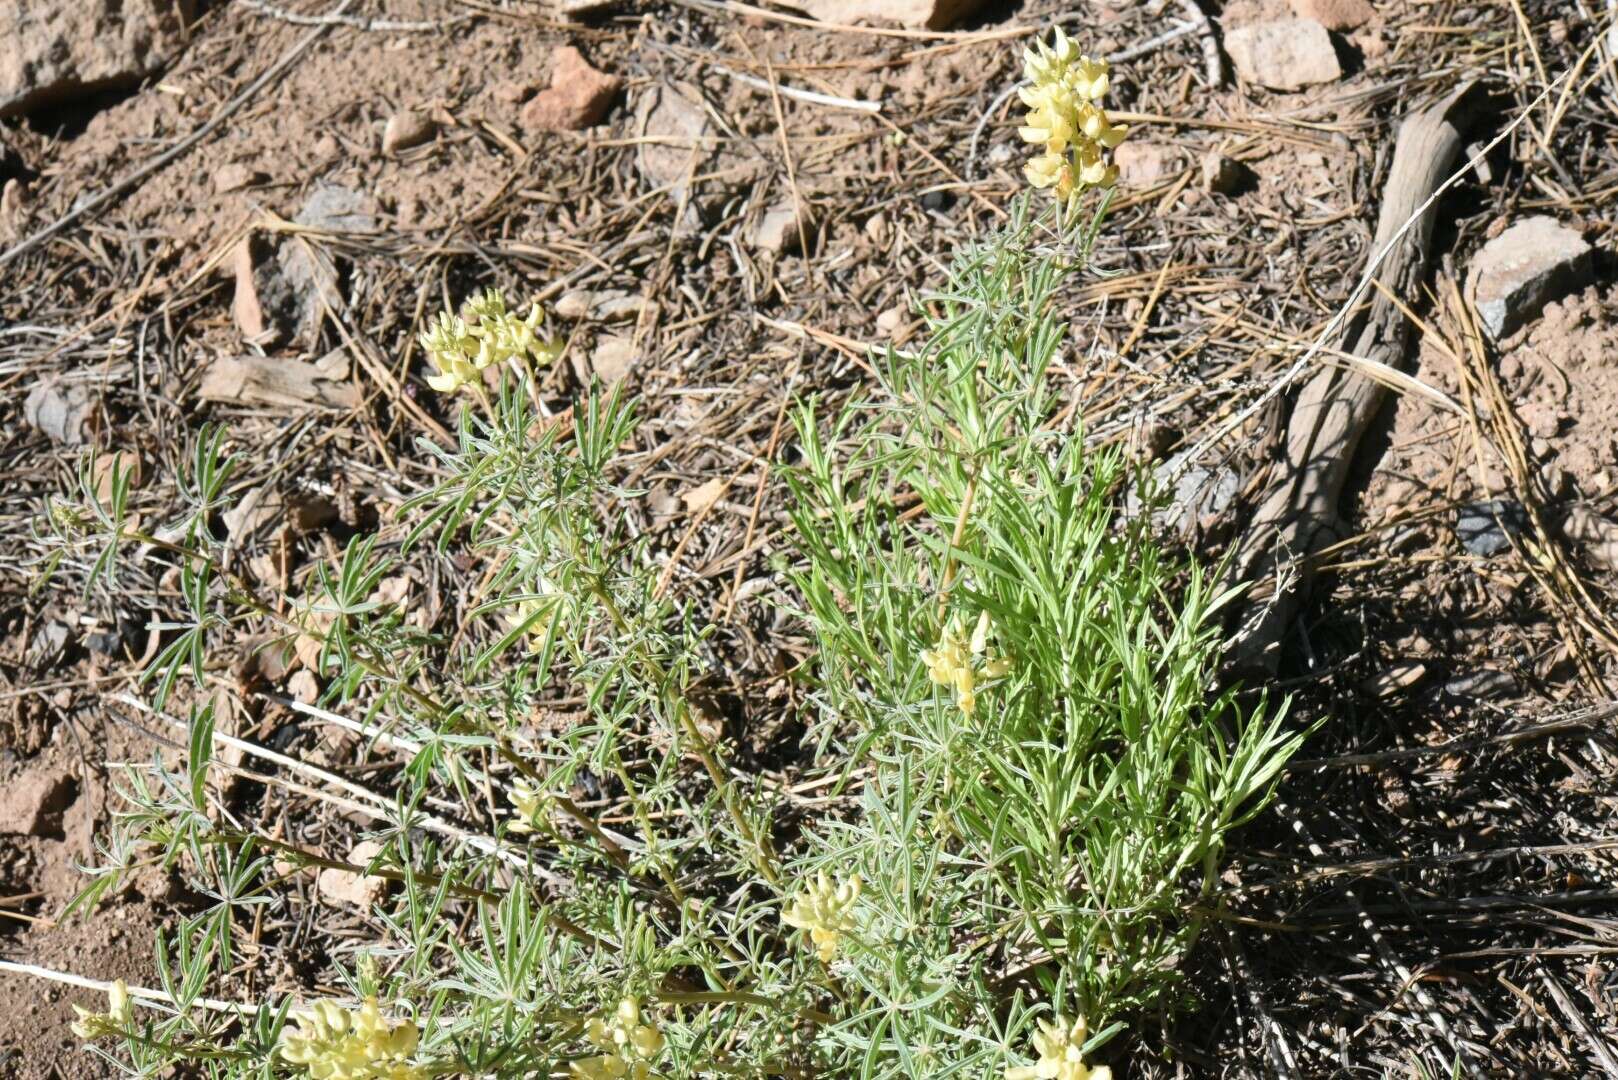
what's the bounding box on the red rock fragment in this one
[520,46,622,132]
[1289,0,1375,31]
[0,767,75,836]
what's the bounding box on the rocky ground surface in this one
[3,0,1618,1076]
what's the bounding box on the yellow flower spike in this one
[954,670,977,717]
[1070,56,1111,100]
[460,286,509,326]
[1005,1014,1112,1080]
[1074,142,1117,190]
[781,870,862,962]
[107,980,132,1027]
[969,610,992,653]
[1024,151,1067,191]
[1054,27,1079,62]
[921,612,1011,717]
[420,311,480,393]
[1017,31,1127,207]
[508,778,546,833]
[421,291,564,394]
[278,996,426,1080]
[572,996,664,1080]
[508,594,561,654]
[1077,103,1127,148]
[68,1007,105,1041]
[533,336,566,366]
[69,979,133,1041]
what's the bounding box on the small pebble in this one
[382,108,437,155]
[1200,151,1246,195]
[1456,498,1529,557]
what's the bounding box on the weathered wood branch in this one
[1226,82,1487,672]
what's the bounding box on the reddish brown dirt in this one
[0,714,170,1079]
[1355,281,1618,702]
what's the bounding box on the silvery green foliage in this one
[785,193,1301,1075]
[40,192,1298,1080]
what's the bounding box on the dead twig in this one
[1223,81,1488,671]
[1178,0,1224,89]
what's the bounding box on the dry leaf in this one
[230,238,269,342]
[682,477,727,516]
[93,450,143,502]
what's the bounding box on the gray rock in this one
[212,161,265,194]
[750,202,814,255]
[1469,216,1594,340]
[0,1,195,118]
[293,183,378,233]
[635,83,718,230]
[26,622,71,668]
[1563,504,1618,572]
[1169,462,1239,532]
[590,335,637,384]
[1224,18,1342,92]
[1456,498,1528,556]
[1113,142,1182,188]
[269,185,378,345]
[317,840,389,910]
[555,289,646,322]
[554,291,591,320]
[24,380,98,445]
[1441,667,1518,701]
[84,617,142,658]
[1130,450,1240,535]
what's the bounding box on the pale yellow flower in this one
[1017,30,1127,205]
[508,590,563,654]
[419,288,563,395]
[781,870,862,962]
[508,778,546,833]
[921,611,1012,717]
[460,286,509,324]
[1024,150,1067,190]
[70,979,133,1040]
[279,996,426,1080]
[420,311,481,393]
[571,996,665,1080]
[1005,1014,1112,1080]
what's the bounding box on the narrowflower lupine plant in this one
[43,32,1295,1080]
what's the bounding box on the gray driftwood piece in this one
[1227,82,1484,672]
